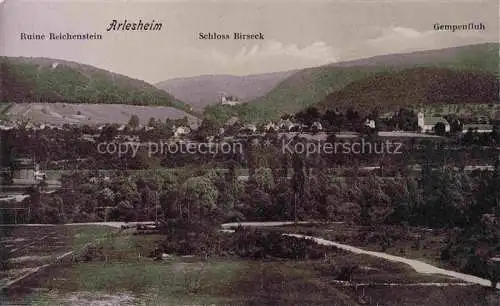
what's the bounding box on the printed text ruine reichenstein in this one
[106,19,163,31]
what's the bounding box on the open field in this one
[1,225,499,305]
[0,225,114,291]
[2,103,200,128]
[9,258,498,306]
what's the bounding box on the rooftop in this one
[423,117,449,126]
[462,124,493,130]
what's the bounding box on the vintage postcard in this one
[0,0,499,304]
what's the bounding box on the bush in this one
[157,219,227,257]
[337,265,358,282]
[462,254,489,278]
[72,244,107,262]
[231,228,328,260]
[154,221,334,260]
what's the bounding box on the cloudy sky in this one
[0,0,498,83]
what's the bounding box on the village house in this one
[0,124,14,130]
[417,112,450,133]
[311,121,323,131]
[364,119,376,129]
[240,123,257,134]
[11,158,41,183]
[174,126,191,138]
[278,119,295,131]
[263,122,277,132]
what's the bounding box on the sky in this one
[0,0,498,83]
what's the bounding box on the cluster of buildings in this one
[0,121,61,131]
[417,112,450,133]
[417,112,494,134]
[0,157,46,185]
[220,93,241,106]
[226,119,324,135]
[226,110,495,139]
[0,118,193,139]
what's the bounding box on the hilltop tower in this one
[219,92,240,106]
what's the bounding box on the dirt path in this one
[0,249,81,291]
[221,221,499,290]
[0,221,155,228]
[286,233,499,289]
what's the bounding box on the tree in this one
[98,124,118,142]
[244,140,258,178]
[434,122,446,136]
[179,116,189,127]
[491,124,500,146]
[423,168,472,227]
[356,175,392,225]
[128,114,140,129]
[295,107,320,127]
[346,108,360,122]
[139,185,159,221]
[291,153,305,221]
[180,176,219,221]
[113,178,140,212]
[194,117,219,141]
[322,110,340,129]
[394,108,417,131]
[446,114,462,133]
[214,164,243,215]
[237,183,269,220]
[493,154,500,214]
[475,153,500,220]
[386,177,420,224]
[148,117,157,127]
[0,130,15,184]
[251,167,274,193]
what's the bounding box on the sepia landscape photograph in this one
[0,0,499,304]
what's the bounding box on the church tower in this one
[417,112,425,132]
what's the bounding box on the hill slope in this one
[0,57,190,111]
[242,43,499,122]
[155,70,296,111]
[3,103,200,128]
[316,67,499,114]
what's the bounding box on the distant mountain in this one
[316,67,499,114]
[240,43,499,122]
[155,70,296,111]
[0,57,191,112]
[328,43,499,70]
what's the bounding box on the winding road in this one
[221,221,500,290]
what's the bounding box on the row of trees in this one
[127,115,189,131]
[20,149,499,228]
